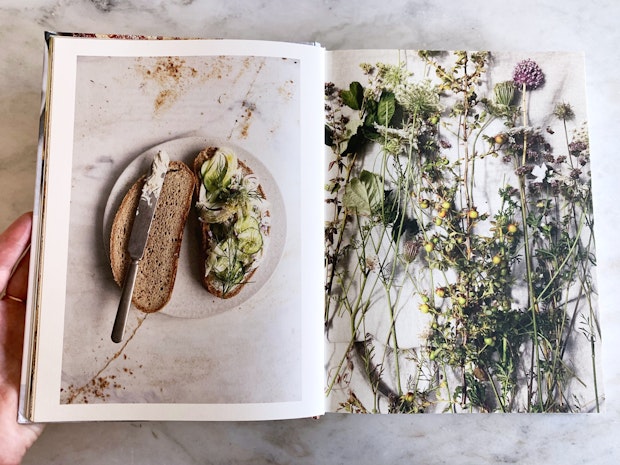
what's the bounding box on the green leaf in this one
[376,91,396,126]
[340,81,364,110]
[342,126,366,156]
[343,170,383,216]
[343,177,371,215]
[363,99,378,127]
[360,125,381,142]
[360,170,383,213]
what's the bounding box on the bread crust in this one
[193,148,267,299]
[109,160,195,313]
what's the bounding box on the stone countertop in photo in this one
[2,1,620,464]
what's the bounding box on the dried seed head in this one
[493,81,516,107]
[402,240,420,263]
[553,102,575,121]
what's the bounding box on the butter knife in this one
[111,151,170,343]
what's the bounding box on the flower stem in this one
[518,83,543,411]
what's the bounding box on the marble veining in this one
[1,0,619,463]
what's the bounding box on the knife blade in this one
[111,150,170,343]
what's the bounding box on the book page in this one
[22,35,324,422]
[324,50,602,414]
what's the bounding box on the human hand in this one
[0,212,44,465]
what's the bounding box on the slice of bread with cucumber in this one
[193,147,270,299]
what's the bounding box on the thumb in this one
[0,213,33,292]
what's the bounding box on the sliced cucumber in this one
[237,227,263,255]
[234,215,260,234]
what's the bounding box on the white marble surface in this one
[1,0,619,463]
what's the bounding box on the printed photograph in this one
[59,52,303,405]
[324,50,602,413]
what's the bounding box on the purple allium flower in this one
[513,59,545,90]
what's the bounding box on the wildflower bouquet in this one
[325,51,602,413]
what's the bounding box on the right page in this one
[324,50,603,414]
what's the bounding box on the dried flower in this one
[512,59,545,90]
[325,82,337,97]
[439,139,452,149]
[365,256,379,272]
[515,165,534,176]
[398,80,442,115]
[360,62,375,75]
[528,182,544,194]
[376,62,412,91]
[493,81,516,107]
[553,102,575,121]
[402,240,420,263]
[570,168,582,179]
[569,140,588,156]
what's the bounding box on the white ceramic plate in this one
[103,136,287,318]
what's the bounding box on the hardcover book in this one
[19,32,602,422]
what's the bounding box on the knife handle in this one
[111,259,140,343]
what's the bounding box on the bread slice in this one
[110,160,195,313]
[193,148,269,298]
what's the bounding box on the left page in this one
[20,33,325,422]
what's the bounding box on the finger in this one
[5,249,30,302]
[0,212,33,292]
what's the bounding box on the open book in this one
[19,32,602,423]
